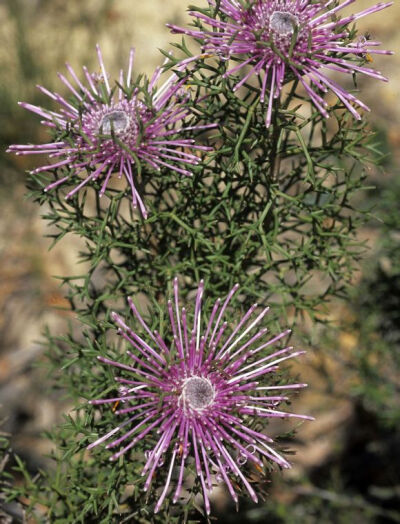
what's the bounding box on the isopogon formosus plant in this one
[4,0,391,521]
[169,0,392,125]
[88,279,313,515]
[7,45,216,218]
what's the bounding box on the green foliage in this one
[32,52,376,326]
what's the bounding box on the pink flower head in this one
[169,0,392,126]
[88,278,313,514]
[8,46,215,218]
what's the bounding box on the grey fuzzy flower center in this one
[183,377,214,410]
[100,110,130,135]
[270,11,298,35]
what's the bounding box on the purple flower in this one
[88,278,313,514]
[169,0,392,126]
[8,46,215,218]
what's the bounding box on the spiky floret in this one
[8,46,215,218]
[169,0,392,126]
[88,278,313,514]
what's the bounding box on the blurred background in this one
[0,0,399,522]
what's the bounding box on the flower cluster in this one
[169,0,392,126]
[88,279,313,514]
[8,46,215,218]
